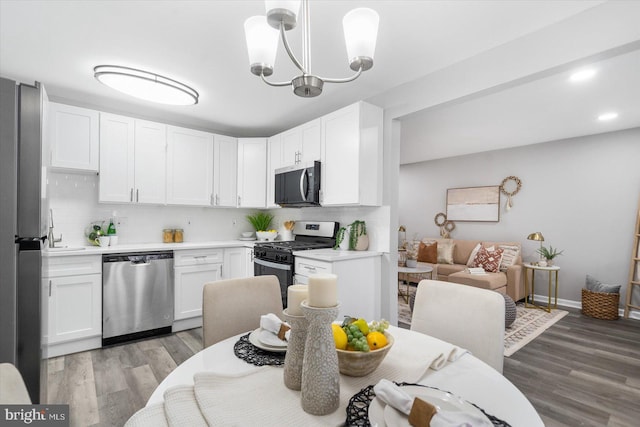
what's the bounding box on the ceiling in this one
[2,1,637,162]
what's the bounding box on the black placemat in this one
[233,332,286,367]
[345,381,511,427]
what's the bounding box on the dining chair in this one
[202,275,284,348]
[411,279,505,373]
[0,363,32,404]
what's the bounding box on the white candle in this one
[307,274,338,308]
[287,284,308,316]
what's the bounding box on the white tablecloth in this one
[146,326,542,426]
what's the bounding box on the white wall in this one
[399,127,640,308]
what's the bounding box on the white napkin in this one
[373,379,493,427]
[259,313,290,341]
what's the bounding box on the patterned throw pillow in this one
[437,240,456,264]
[417,241,437,263]
[466,243,482,266]
[498,244,520,271]
[472,246,504,273]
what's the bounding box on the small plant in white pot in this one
[334,220,369,251]
[536,245,563,266]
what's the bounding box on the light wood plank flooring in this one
[47,310,639,426]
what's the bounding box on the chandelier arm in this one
[280,24,307,74]
[260,72,293,87]
[319,66,363,84]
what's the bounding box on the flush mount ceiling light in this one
[244,0,379,97]
[569,68,597,82]
[94,65,199,105]
[598,112,619,121]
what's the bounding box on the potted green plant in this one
[246,212,274,232]
[536,245,563,266]
[334,220,368,251]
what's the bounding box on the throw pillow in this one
[437,240,456,264]
[498,244,520,271]
[466,243,482,267]
[472,246,504,273]
[417,241,437,263]
[586,275,621,294]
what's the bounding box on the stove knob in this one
[275,254,281,261]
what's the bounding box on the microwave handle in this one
[299,169,308,202]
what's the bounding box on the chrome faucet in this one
[48,209,62,248]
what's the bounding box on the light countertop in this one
[42,240,256,257]
[292,248,382,262]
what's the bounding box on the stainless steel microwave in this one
[274,161,321,207]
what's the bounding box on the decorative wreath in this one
[500,176,522,197]
[434,212,447,227]
[444,221,456,232]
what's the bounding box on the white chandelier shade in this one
[343,8,379,71]
[94,65,199,105]
[244,16,280,76]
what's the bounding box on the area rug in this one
[397,290,568,357]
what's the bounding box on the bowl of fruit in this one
[333,317,393,377]
[256,230,278,241]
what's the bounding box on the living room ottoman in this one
[503,293,517,328]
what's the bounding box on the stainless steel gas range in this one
[253,221,339,307]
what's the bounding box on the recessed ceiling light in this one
[94,65,199,105]
[569,68,597,82]
[598,112,618,121]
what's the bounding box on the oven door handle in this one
[254,258,292,271]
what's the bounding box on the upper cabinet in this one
[213,134,238,208]
[48,102,99,172]
[281,118,321,166]
[237,138,267,208]
[99,113,167,204]
[266,135,283,208]
[321,102,383,207]
[166,126,213,206]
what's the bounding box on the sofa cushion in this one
[472,246,504,273]
[437,240,455,264]
[417,241,437,263]
[451,239,480,265]
[449,271,508,290]
[498,244,520,271]
[483,241,522,265]
[436,263,466,277]
[466,243,482,266]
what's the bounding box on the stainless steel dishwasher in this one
[102,251,174,345]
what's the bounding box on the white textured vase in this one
[282,309,308,391]
[300,302,340,415]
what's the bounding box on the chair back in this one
[0,363,32,404]
[411,279,505,373]
[202,275,283,348]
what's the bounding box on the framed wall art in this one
[446,186,500,222]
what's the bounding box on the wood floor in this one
[47,310,640,427]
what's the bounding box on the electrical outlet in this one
[117,217,128,226]
[232,219,237,226]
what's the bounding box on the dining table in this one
[139,325,542,426]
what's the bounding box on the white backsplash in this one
[48,172,391,252]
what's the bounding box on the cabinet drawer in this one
[43,255,102,277]
[174,249,223,266]
[295,259,332,277]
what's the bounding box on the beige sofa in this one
[403,238,524,301]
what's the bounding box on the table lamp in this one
[527,232,545,259]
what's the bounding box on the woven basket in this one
[581,288,619,320]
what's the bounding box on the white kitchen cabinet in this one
[294,254,381,321]
[99,114,167,204]
[213,134,238,207]
[223,247,248,279]
[281,118,321,166]
[245,247,255,277]
[48,102,99,172]
[43,255,102,357]
[173,249,223,331]
[320,102,383,206]
[266,135,283,208]
[167,126,213,206]
[237,138,267,208]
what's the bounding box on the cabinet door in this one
[267,135,283,208]
[46,274,102,344]
[245,248,255,277]
[223,248,247,279]
[281,128,301,165]
[134,120,167,204]
[48,102,99,172]
[99,113,135,203]
[237,138,267,208]
[321,104,360,205]
[213,134,238,207]
[174,264,221,320]
[167,126,214,206]
[299,118,321,163]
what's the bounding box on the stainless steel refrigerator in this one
[0,77,47,403]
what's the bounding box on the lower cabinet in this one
[43,255,102,358]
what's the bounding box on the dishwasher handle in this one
[103,251,174,263]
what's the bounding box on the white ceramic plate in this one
[248,328,287,353]
[258,329,288,347]
[368,386,490,427]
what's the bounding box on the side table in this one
[397,265,433,303]
[523,263,560,312]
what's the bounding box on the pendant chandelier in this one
[244,0,379,98]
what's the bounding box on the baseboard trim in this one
[534,293,640,320]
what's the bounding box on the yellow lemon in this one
[353,318,369,335]
[332,324,348,350]
[366,331,387,350]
